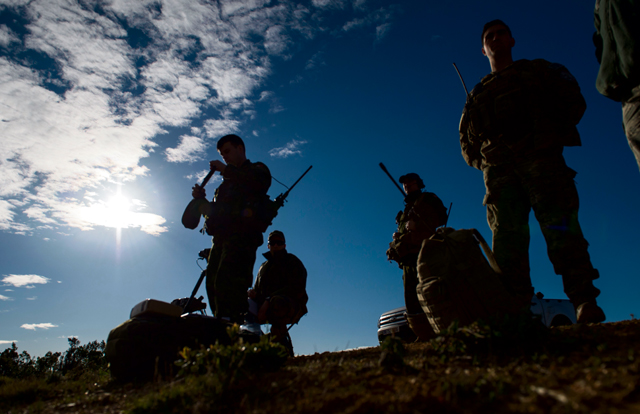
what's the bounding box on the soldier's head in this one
[268,230,286,253]
[481,19,515,72]
[217,134,246,167]
[399,173,424,195]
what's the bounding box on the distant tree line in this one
[0,338,107,379]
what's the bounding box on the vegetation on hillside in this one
[1,318,639,413]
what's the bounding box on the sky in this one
[1,0,639,358]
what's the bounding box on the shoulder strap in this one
[471,229,502,275]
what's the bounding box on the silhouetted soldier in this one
[188,134,271,324]
[594,0,640,171]
[459,20,605,323]
[248,230,308,356]
[387,173,447,340]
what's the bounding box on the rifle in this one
[181,168,218,230]
[273,165,313,208]
[452,62,470,97]
[379,163,406,197]
[258,165,312,231]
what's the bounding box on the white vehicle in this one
[377,292,576,344]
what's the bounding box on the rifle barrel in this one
[453,62,469,97]
[379,163,407,197]
[200,170,214,187]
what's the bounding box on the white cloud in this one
[0,24,19,48]
[0,340,18,344]
[0,294,13,301]
[27,297,37,300]
[21,323,58,331]
[165,135,207,163]
[2,274,50,288]
[312,0,346,9]
[269,139,308,158]
[0,0,389,235]
[203,119,241,139]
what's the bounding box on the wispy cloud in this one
[0,0,394,235]
[21,323,58,331]
[0,294,12,301]
[269,139,308,158]
[342,5,399,42]
[2,274,50,288]
[0,340,18,344]
[165,135,208,163]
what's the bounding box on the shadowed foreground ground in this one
[3,319,640,413]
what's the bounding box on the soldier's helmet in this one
[399,173,425,189]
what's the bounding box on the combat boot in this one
[576,301,606,324]
[407,312,436,342]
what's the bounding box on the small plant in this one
[378,335,406,369]
[176,324,288,380]
[430,311,548,359]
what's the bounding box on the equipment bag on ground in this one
[416,227,520,334]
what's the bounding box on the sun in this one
[105,194,132,229]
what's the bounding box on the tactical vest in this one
[466,59,583,164]
[204,161,272,236]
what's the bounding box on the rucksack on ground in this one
[416,227,520,333]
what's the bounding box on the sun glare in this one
[106,194,132,229]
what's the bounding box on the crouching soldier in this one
[248,230,308,356]
[386,173,448,341]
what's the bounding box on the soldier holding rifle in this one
[185,134,271,324]
[385,169,448,341]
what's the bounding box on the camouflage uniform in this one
[388,191,448,316]
[459,59,601,307]
[594,0,640,171]
[202,160,271,323]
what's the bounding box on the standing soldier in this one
[594,0,640,171]
[249,230,308,356]
[186,134,271,324]
[387,173,448,341]
[459,20,605,323]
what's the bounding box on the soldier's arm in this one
[593,3,603,64]
[544,62,587,126]
[459,105,483,170]
[406,195,444,242]
[222,162,272,196]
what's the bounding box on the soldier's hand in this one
[392,232,401,240]
[210,160,226,174]
[247,288,257,299]
[406,220,416,231]
[192,183,206,199]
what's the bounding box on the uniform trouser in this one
[402,260,424,315]
[622,85,640,172]
[483,155,601,305]
[206,236,257,323]
[265,295,298,343]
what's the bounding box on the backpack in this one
[416,228,520,333]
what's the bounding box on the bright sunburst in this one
[106,194,131,228]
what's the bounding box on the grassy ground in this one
[2,319,639,413]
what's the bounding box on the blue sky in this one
[1,0,639,358]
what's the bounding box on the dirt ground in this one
[6,319,640,414]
